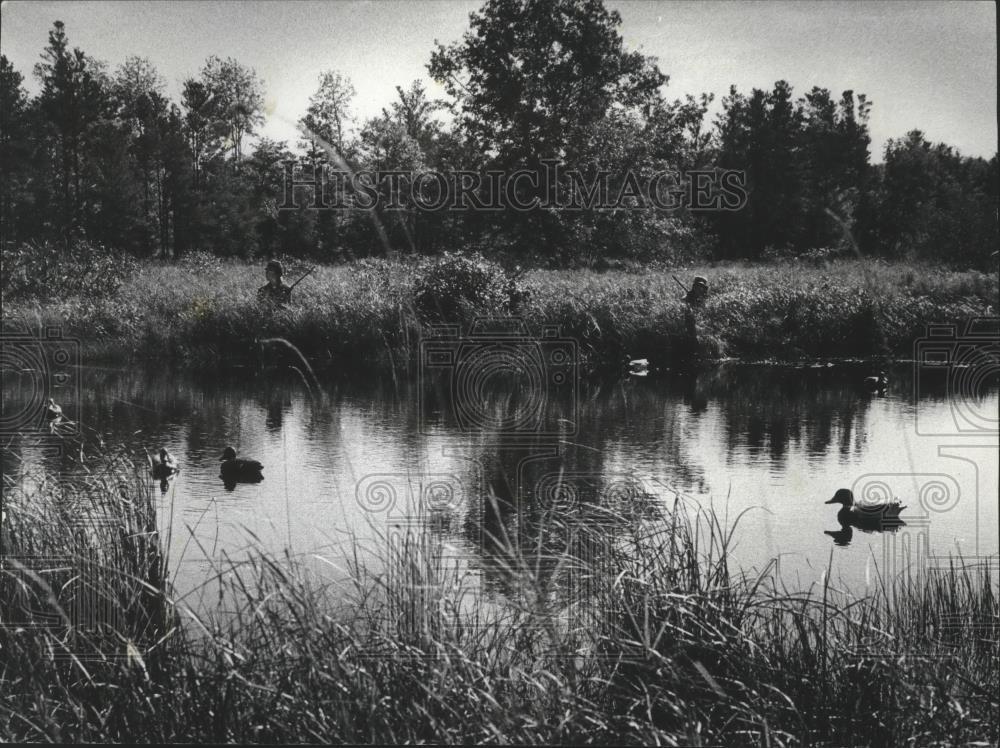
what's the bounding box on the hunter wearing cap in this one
[257,260,292,308]
[682,275,709,344]
[683,276,709,307]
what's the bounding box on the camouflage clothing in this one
[257,280,292,308]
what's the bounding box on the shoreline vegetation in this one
[1,439,997,744]
[3,4,996,743]
[3,253,997,375]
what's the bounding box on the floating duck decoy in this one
[625,353,670,377]
[45,398,63,421]
[826,488,906,530]
[628,357,651,376]
[862,371,889,394]
[45,398,76,434]
[219,446,264,487]
[150,448,179,479]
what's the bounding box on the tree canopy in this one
[0,11,995,268]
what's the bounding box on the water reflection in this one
[2,360,997,603]
[465,445,652,602]
[824,522,907,548]
[692,364,875,465]
[260,380,292,432]
[221,474,264,492]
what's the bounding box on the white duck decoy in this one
[45,398,63,421]
[862,371,889,393]
[628,357,651,376]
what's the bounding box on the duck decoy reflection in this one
[219,446,264,489]
[824,525,854,546]
[825,518,907,547]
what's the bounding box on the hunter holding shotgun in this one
[257,260,314,309]
[675,274,709,345]
[675,274,709,307]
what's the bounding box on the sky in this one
[1,0,996,162]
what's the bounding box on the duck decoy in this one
[45,398,76,434]
[625,353,668,377]
[862,371,889,394]
[45,398,63,421]
[219,446,264,487]
[150,448,179,479]
[628,357,651,376]
[826,488,906,530]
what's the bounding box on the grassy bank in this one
[3,255,997,373]
[1,443,997,744]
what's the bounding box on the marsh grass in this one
[0,433,173,737]
[3,256,996,373]
[1,444,997,744]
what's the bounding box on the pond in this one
[3,355,998,613]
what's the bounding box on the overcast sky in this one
[1,0,995,161]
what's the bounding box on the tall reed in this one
[1,447,996,744]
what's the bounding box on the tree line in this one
[1,1,996,268]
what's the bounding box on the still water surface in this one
[3,361,997,610]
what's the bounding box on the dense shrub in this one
[1,239,138,302]
[413,252,529,322]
